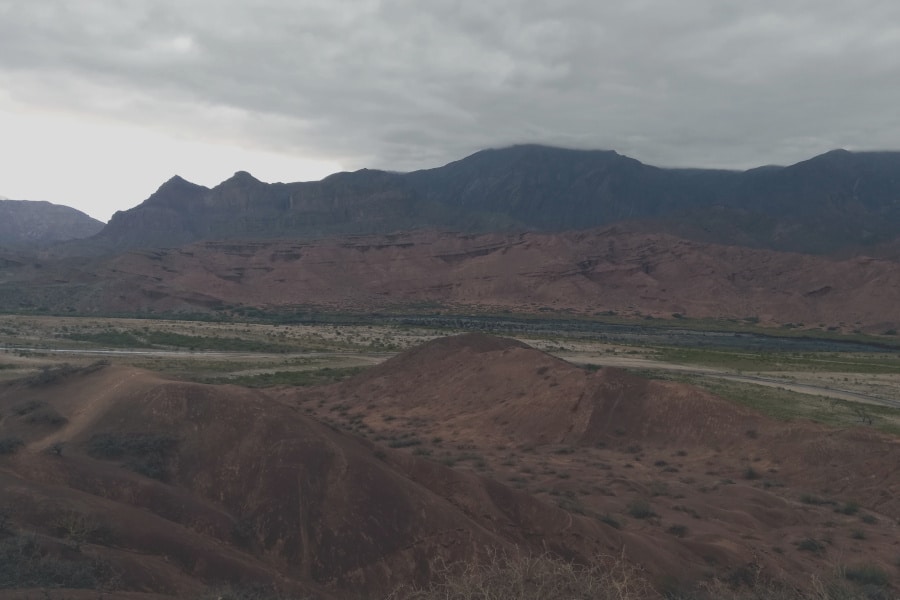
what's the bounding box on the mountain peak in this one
[163,174,188,185]
[156,174,203,192]
[0,199,104,247]
[224,170,261,185]
[143,175,208,208]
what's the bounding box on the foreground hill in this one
[289,333,900,593]
[1,335,897,597]
[5,228,899,332]
[0,360,619,598]
[68,145,900,255]
[0,199,103,248]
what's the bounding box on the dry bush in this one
[385,551,659,600]
[384,552,889,600]
[667,572,888,600]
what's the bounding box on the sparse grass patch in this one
[654,347,900,374]
[386,551,655,600]
[200,583,305,600]
[843,563,889,587]
[655,375,900,437]
[201,366,366,387]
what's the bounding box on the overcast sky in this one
[3,1,900,221]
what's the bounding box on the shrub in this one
[0,511,11,535]
[386,551,655,600]
[201,583,309,600]
[25,407,67,427]
[627,500,656,519]
[859,513,877,524]
[843,563,889,587]
[800,494,831,506]
[0,535,120,589]
[87,432,178,481]
[0,438,24,455]
[598,514,621,529]
[388,438,422,448]
[12,400,43,416]
[796,538,825,554]
[87,432,178,459]
[835,501,859,516]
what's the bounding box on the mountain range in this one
[0,199,103,248]
[41,145,900,256]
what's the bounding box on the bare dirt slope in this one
[0,361,622,598]
[1,335,898,598]
[290,334,900,591]
[6,228,899,331]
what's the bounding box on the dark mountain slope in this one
[68,145,900,255]
[83,169,461,254]
[0,199,104,248]
[403,144,736,229]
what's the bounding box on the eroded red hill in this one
[290,334,900,591]
[1,335,898,597]
[0,361,621,598]
[3,228,900,331]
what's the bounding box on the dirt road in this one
[6,345,898,410]
[558,353,900,409]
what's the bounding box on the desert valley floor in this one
[0,315,898,599]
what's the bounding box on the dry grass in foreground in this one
[385,553,892,600]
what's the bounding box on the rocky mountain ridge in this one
[0,199,104,248]
[65,145,900,255]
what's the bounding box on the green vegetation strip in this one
[199,366,366,388]
[654,347,900,373]
[65,330,301,352]
[644,372,900,437]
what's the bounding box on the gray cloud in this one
[3,0,900,173]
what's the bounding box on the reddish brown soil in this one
[7,228,900,331]
[0,359,619,598]
[1,335,898,598]
[288,334,900,591]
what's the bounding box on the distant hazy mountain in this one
[0,199,104,247]
[74,145,900,254]
[84,170,474,253]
